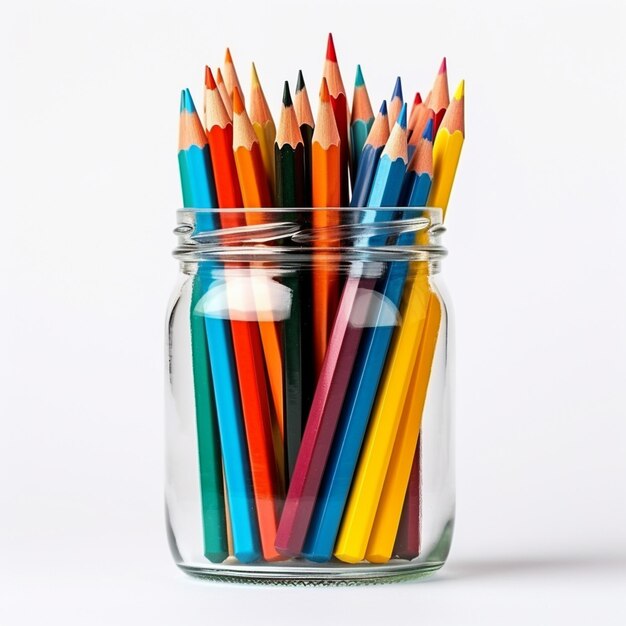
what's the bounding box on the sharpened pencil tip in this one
[422,117,434,141]
[232,86,245,114]
[180,88,196,114]
[439,57,447,74]
[225,47,233,64]
[454,79,465,100]
[251,62,260,87]
[326,33,337,62]
[379,100,388,116]
[320,77,330,102]
[216,67,225,84]
[413,92,422,105]
[355,64,365,87]
[391,76,403,102]
[296,70,305,92]
[398,102,408,129]
[205,66,217,90]
[282,81,293,107]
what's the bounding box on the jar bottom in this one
[175,520,454,586]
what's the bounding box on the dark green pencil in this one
[275,81,307,485]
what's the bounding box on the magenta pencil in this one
[274,275,376,556]
[393,437,421,559]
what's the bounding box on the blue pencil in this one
[180,89,261,564]
[350,101,389,208]
[302,110,438,563]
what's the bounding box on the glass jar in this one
[165,207,453,584]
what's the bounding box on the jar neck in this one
[173,207,447,271]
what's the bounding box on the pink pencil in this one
[274,275,377,556]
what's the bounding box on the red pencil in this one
[429,58,450,135]
[205,67,281,561]
[323,33,350,205]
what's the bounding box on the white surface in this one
[1,0,626,623]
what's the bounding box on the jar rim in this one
[173,207,447,265]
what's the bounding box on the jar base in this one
[177,560,446,586]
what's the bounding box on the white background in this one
[2,0,626,623]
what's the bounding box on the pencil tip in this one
[391,76,403,101]
[439,57,447,74]
[379,99,388,115]
[326,33,337,62]
[413,92,422,105]
[216,67,224,84]
[398,102,408,129]
[205,66,216,90]
[232,86,244,114]
[355,64,365,87]
[454,79,465,100]
[180,88,195,114]
[320,77,330,102]
[282,81,293,107]
[225,47,233,64]
[296,69,305,92]
[251,62,260,87]
[423,117,434,141]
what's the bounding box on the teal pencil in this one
[177,88,228,563]
[349,65,374,190]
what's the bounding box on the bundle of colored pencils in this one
[177,34,465,564]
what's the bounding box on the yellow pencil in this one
[249,63,276,198]
[365,293,442,562]
[428,80,465,216]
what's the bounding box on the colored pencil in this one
[400,118,435,206]
[178,89,228,563]
[274,82,307,486]
[310,77,341,379]
[223,48,244,104]
[294,70,315,207]
[323,34,350,205]
[366,293,441,562]
[275,274,367,557]
[407,92,422,136]
[428,79,465,215]
[349,65,374,188]
[429,58,450,136]
[408,91,431,157]
[249,63,276,198]
[393,437,421,559]
[232,85,285,488]
[293,70,316,424]
[302,106,410,562]
[387,76,404,130]
[215,68,233,119]
[350,101,390,208]
[206,70,280,561]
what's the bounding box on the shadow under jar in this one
[165,207,454,585]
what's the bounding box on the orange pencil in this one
[216,68,233,119]
[323,33,350,205]
[311,78,341,378]
[232,85,285,453]
[429,58,450,135]
[205,68,281,561]
[408,91,431,153]
[223,48,244,104]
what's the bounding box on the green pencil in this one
[275,81,307,485]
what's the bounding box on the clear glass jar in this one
[165,207,453,584]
